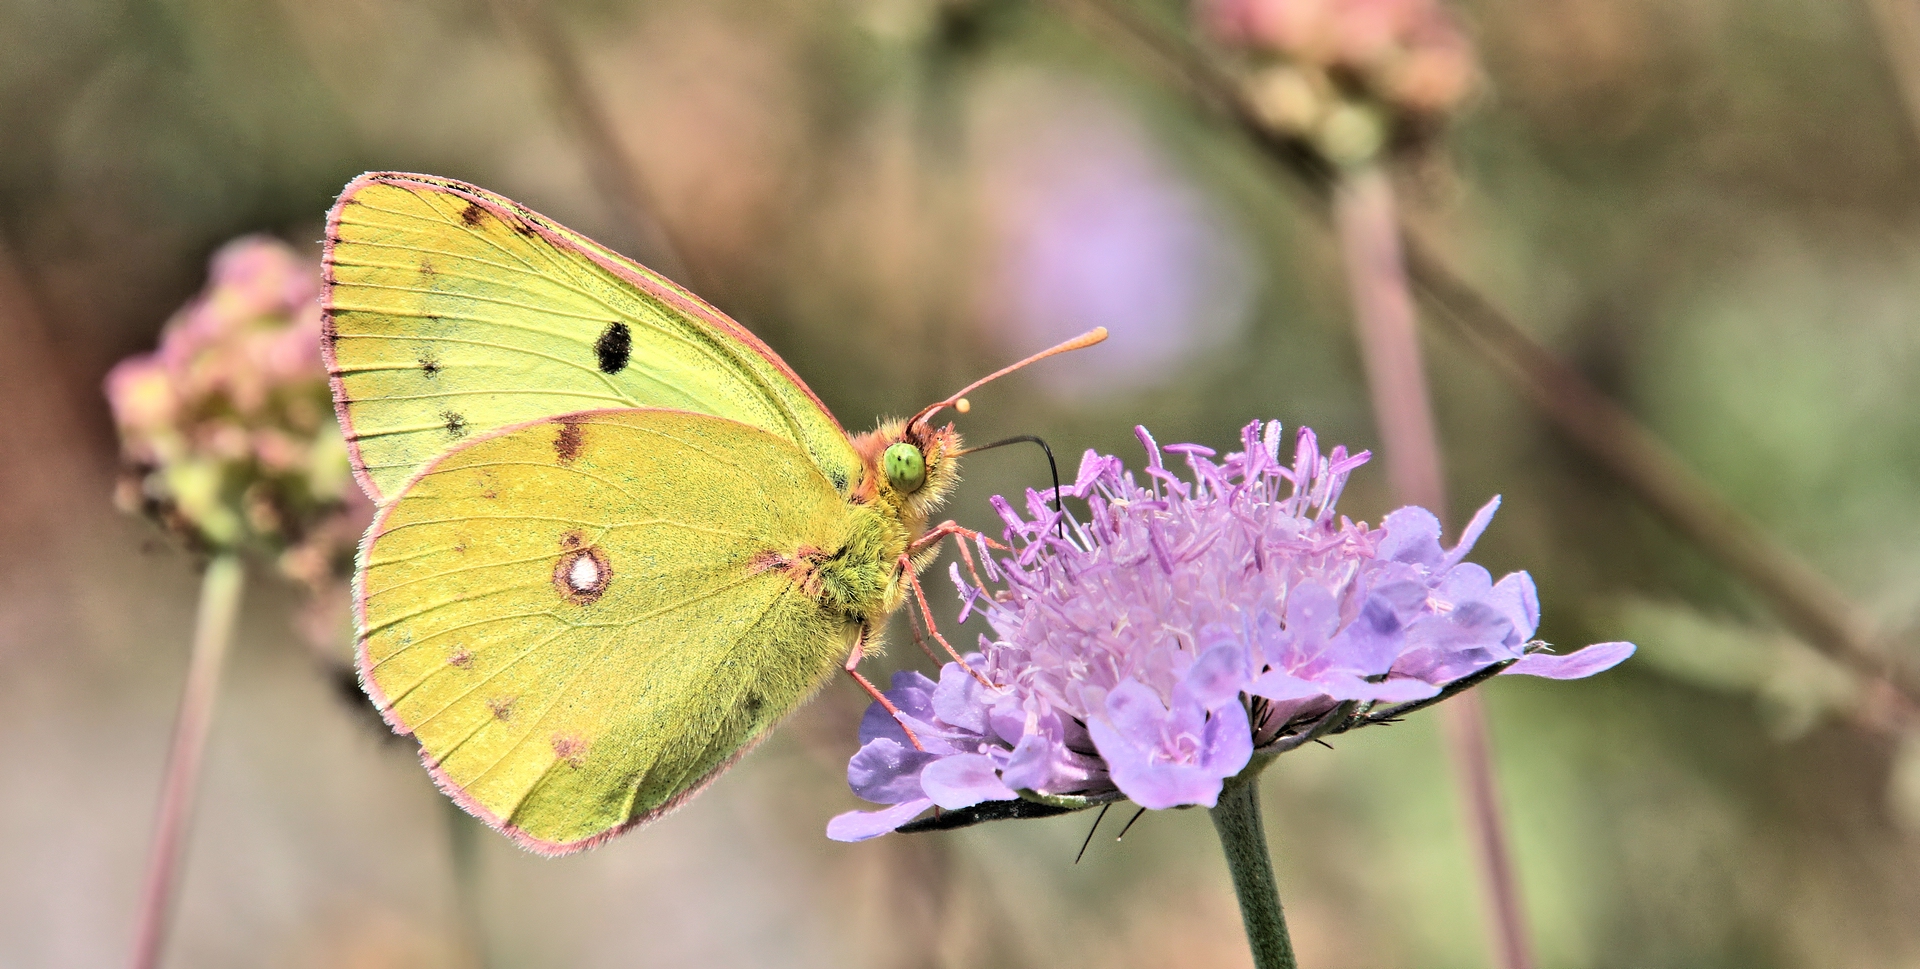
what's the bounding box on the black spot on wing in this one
[595,321,632,374]
[460,202,485,226]
[442,410,467,439]
[419,349,441,377]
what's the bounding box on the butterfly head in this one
[855,418,963,527]
[855,327,1106,532]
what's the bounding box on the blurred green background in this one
[4,0,1920,966]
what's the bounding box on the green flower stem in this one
[131,554,245,969]
[1209,778,1298,969]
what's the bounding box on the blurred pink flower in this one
[1202,0,1478,133]
[106,235,370,637]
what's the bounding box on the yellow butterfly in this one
[323,172,1101,854]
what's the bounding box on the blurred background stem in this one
[1210,778,1297,969]
[1050,0,1920,719]
[444,800,493,969]
[489,0,694,287]
[1335,167,1441,513]
[130,554,244,969]
[1397,229,1920,712]
[1864,0,1920,158]
[1335,163,1533,969]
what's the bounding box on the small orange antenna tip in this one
[911,327,1107,427]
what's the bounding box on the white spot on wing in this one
[568,554,600,592]
[552,538,610,604]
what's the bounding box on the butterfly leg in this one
[845,623,925,752]
[905,607,944,666]
[895,550,994,688]
[906,520,1007,557]
[948,531,989,594]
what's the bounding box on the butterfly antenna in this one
[957,434,1065,538]
[909,328,1107,429]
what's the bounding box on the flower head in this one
[106,236,371,636]
[1200,0,1479,162]
[828,422,1633,841]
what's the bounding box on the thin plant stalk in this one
[445,800,493,969]
[1336,167,1443,512]
[1209,778,1298,969]
[1335,164,1534,969]
[130,554,245,969]
[1436,692,1531,968]
[1863,0,1920,159]
[489,0,693,286]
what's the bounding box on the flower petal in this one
[1083,718,1163,808]
[1247,668,1329,702]
[847,738,940,804]
[1379,506,1445,567]
[1283,581,1342,663]
[1507,641,1636,679]
[920,753,1018,809]
[998,729,1059,792]
[1199,700,1254,779]
[1488,571,1540,641]
[1090,717,1233,810]
[1445,495,1501,567]
[931,663,992,735]
[858,670,939,745]
[826,798,935,842]
[1102,679,1173,742]
[1318,671,1439,703]
[1186,640,1251,709]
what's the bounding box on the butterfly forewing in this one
[324,173,859,502]
[358,409,859,853]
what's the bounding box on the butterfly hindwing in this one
[358,409,860,853]
[323,172,860,503]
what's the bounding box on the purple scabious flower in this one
[827,421,1634,842]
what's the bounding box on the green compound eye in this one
[883,442,927,495]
